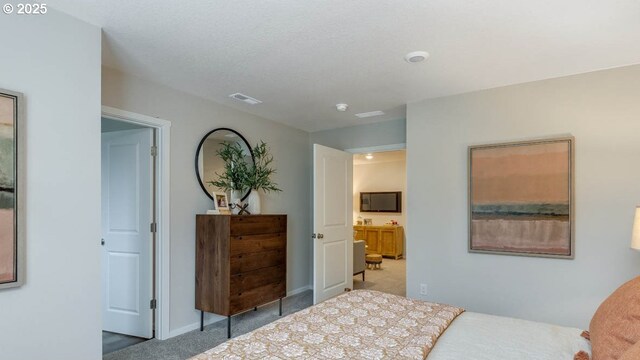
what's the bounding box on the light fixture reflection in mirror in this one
[195,128,254,202]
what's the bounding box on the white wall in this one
[310,118,405,151]
[0,11,102,360]
[102,67,312,334]
[353,158,407,226]
[406,64,640,329]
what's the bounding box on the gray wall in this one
[310,118,406,151]
[406,64,640,329]
[102,67,312,334]
[0,11,102,359]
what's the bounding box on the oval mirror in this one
[195,128,254,201]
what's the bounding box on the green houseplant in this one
[208,140,281,214]
[246,141,281,192]
[207,142,250,210]
[245,141,281,214]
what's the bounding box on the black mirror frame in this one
[195,128,255,202]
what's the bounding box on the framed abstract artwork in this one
[0,88,25,289]
[468,137,574,259]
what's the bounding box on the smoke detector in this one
[336,103,349,112]
[229,93,262,105]
[404,51,430,63]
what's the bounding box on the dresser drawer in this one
[229,233,286,256]
[229,281,286,314]
[230,249,285,274]
[230,265,285,293]
[230,215,286,236]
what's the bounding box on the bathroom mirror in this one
[195,128,254,201]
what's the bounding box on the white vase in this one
[247,190,261,215]
[230,190,243,215]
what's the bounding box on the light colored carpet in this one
[104,292,312,360]
[353,258,406,296]
[104,259,405,360]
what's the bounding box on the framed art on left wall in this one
[0,88,25,289]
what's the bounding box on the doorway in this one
[352,149,407,296]
[100,107,171,354]
[101,118,155,354]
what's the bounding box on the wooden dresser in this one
[195,214,287,337]
[353,225,404,259]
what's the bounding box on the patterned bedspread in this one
[191,290,464,360]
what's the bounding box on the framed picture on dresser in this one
[214,192,230,214]
[0,88,25,290]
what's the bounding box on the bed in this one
[190,289,592,359]
[428,312,590,359]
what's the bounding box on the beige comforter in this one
[191,290,464,360]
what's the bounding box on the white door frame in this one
[101,106,172,340]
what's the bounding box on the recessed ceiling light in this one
[355,111,385,118]
[365,153,373,160]
[404,51,430,63]
[336,103,348,112]
[229,93,262,105]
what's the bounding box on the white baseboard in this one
[287,284,312,297]
[166,284,312,339]
[167,315,224,339]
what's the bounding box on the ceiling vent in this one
[229,93,262,105]
[355,111,385,118]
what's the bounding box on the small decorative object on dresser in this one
[213,192,230,214]
[195,214,287,338]
[206,192,220,215]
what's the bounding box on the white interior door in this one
[313,144,353,304]
[101,129,153,338]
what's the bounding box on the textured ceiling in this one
[50,1,640,132]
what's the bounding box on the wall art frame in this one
[468,136,575,259]
[0,88,25,289]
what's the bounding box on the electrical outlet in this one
[420,284,428,295]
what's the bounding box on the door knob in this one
[101,238,105,246]
[317,234,324,239]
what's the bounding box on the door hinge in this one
[150,222,157,233]
[150,299,157,309]
[151,146,158,157]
